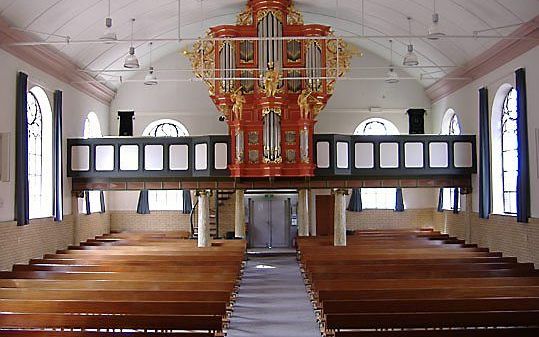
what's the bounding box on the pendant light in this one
[428,0,445,40]
[403,17,419,66]
[100,0,117,42]
[124,18,140,69]
[385,40,399,84]
[144,42,158,86]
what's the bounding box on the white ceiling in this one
[1,0,538,89]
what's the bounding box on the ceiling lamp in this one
[427,0,445,40]
[403,17,419,66]
[385,40,399,84]
[144,42,158,85]
[124,18,140,69]
[99,0,117,42]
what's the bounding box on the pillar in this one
[334,189,347,246]
[197,190,211,248]
[234,190,246,238]
[71,193,81,245]
[464,191,473,243]
[297,189,309,236]
[309,190,316,236]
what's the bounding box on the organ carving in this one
[184,0,359,177]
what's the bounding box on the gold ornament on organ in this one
[183,0,359,177]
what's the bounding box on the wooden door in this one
[316,195,334,236]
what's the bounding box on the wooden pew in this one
[0,231,246,336]
[298,230,539,335]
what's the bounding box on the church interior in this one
[0,0,539,336]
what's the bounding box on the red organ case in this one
[184,0,357,177]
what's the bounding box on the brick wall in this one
[0,212,110,271]
[347,209,435,230]
[434,210,539,267]
[109,194,237,237]
[110,211,191,232]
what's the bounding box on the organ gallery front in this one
[185,0,359,178]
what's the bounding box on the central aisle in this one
[227,255,321,337]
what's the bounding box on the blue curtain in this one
[100,191,106,213]
[137,190,150,214]
[84,191,91,215]
[453,188,460,214]
[53,90,63,222]
[394,188,404,212]
[15,72,29,226]
[182,190,192,214]
[516,68,530,223]
[437,188,444,212]
[478,87,491,219]
[347,188,362,212]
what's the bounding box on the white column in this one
[334,189,347,246]
[309,190,317,236]
[197,190,211,248]
[71,193,81,245]
[464,191,473,243]
[234,190,246,238]
[297,189,309,237]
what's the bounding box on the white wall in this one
[430,46,539,217]
[0,49,110,222]
[110,49,431,137]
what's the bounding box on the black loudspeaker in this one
[407,108,426,134]
[118,111,134,136]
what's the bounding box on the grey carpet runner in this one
[227,255,321,337]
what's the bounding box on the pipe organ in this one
[185,0,358,177]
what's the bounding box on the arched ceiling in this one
[0,0,538,89]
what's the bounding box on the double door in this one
[248,196,293,248]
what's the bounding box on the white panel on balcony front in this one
[119,145,139,171]
[95,145,114,171]
[195,143,208,171]
[316,141,330,169]
[71,146,89,171]
[144,145,164,171]
[429,142,448,168]
[454,142,473,168]
[404,142,424,168]
[355,143,374,168]
[379,143,399,168]
[336,142,349,169]
[169,145,189,171]
[214,143,228,170]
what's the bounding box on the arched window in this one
[501,88,518,214]
[84,112,102,138]
[28,86,53,219]
[354,118,399,209]
[81,112,103,214]
[143,119,188,210]
[492,85,518,215]
[143,119,189,137]
[441,109,461,211]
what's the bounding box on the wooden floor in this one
[0,231,246,336]
[298,229,539,337]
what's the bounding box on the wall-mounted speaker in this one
[118,111,135,136]
[407,108,426,135]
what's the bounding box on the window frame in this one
[143,119,189,211]
[440,109,462,212]
[354,118,400,210]
[500,88,518,215]
[27,86,53,220]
